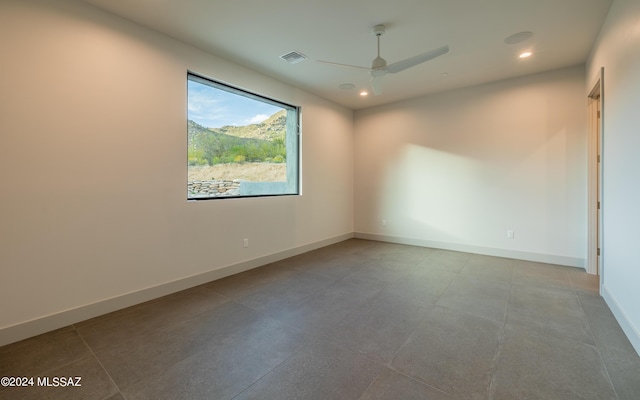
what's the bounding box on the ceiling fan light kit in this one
[318,24,449,96]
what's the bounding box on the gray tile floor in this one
[1,239,639,400]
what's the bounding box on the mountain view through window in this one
[187,73,299,199]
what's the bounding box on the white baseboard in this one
[354,232,585,268]
[602,285,640,357]
[0,233,353,347]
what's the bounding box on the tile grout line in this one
[386,357,462,400]
[486,326,507,400]
[486,269,513,400]
[1,327,90,380]
[395,369,463,400]
[575,295,622,400]
[227,335,322,400]
[383,254,467,399]
[73,324,126,400]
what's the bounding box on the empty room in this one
[1,0,639,399]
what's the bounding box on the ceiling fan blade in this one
[371,76,383,96]
[387,45,449,74]
[317,60,370,71]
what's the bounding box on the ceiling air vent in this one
[280,51,307,64]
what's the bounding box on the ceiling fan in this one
[318,24,449,95]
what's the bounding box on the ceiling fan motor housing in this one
[371,56,387,75]
[372,24,386,37]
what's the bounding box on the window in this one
[187,72,300,199]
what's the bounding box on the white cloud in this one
[188,93,227,126]
[247,114,269,124]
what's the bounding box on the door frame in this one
[587,67,604,282]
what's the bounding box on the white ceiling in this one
[80,0,613,110]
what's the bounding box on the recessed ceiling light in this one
[339,83,355,90]
[360,91,369,96]
[441,72,449,77]
[504,31,534,45]
[519,51,532,59]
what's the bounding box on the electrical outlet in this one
[507,230,515,239]
[243,238,249,248]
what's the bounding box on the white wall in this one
[354,66,587,266]
[587,0,640,354]
[0,0,354,345]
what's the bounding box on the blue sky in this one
[188,80,282,128]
